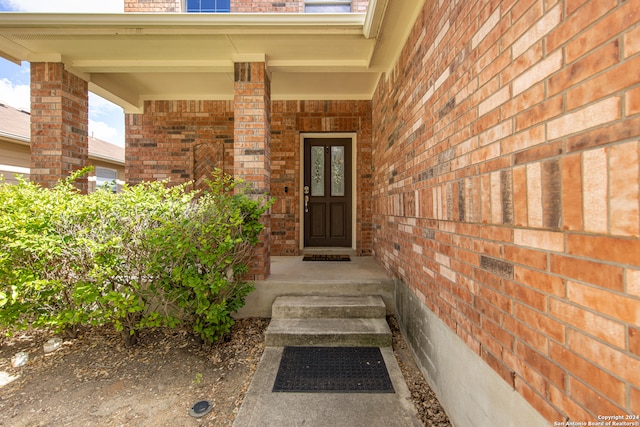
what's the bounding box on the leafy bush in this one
[0,170,271,345]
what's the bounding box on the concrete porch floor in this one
[235,254,395,318]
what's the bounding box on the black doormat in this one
[302,254,351,261]
[272,347,394,393]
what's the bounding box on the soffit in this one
[0,1,425,113]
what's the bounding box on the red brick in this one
[516,379,563,423]
[515,341,565,385]
[625,24,640,58]
[629,269,640,298]
[561,153,583,231]
[546,0,617,53]
[565,0,640,63]
[513,50,563,96]
[514,229,564,253]
[503,244,547,270]
[548,40,620,96]
[609,141,640,237]
[514,95,563,132]
[582,147,608,233]
[549,384,595,424]
[481,344,514,385]
[550,342,626,404]
[567,55,640,111]
[482,316,515,349]
[550,254,624,291]
[512,165,528,226]
[630,327,640,357]
[514,265,565,297]
[505,315,548,351]
[566,115,640,153]
[566,233,640,265]
[526,162,543,227]
[511,4,561,59]
[568,376,625,417]
[549,299,626,348]
[514,302,564,343]
[567,281,640,325]
[632,387,640,414]
[628,86,640,116]
[503,350,547,395]
[505,280,547,312]
[547,97,621,140]
[568,329,640,385]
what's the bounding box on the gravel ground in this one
[0,317,450,426]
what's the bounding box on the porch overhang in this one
[0,0,425,113]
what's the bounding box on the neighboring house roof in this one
[0,103,125,165]
[0,102,30,144]
[0,1,425,113]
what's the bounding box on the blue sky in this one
[0,0,125,146]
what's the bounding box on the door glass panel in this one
[331,146,345,197]
[311,146,325,196]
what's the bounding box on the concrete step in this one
[265,317,392,347]
[272,295,386,319]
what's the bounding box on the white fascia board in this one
[0,13,366,35]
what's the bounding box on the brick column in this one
[30,63,89,192]
[234,62,271,280]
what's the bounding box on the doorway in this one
[303,137,352,248]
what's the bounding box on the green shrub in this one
[0,170,271,345]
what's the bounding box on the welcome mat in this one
[272,347,394,393]
[302,254,351,261]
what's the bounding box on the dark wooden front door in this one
[304,138,352,247]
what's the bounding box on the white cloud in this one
[3,0,123,12]
[89,119,124,147]
[0,78,29,111]
[89,92,122,117]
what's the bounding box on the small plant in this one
[192,372,203,385]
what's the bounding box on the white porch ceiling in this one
[0,0,425,113]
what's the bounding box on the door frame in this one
[299,133,357,250]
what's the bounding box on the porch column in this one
[233,62,271,280]
[30,62,89,192]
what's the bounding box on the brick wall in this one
[125,100,234,187]
[270,100,373,256]
[30,63,89,192]
[124,0,368,13]
[372,0,639,423]
[232,1,302,13]
[234,62,271,280]
[124,0,181,12]
[351,0,368,13]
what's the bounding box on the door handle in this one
[304,195,309,213]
